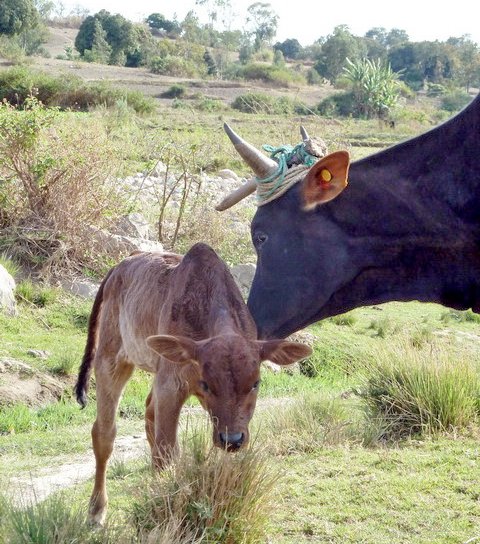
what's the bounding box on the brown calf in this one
[75,243,311,524]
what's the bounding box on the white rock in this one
[115,213,152,239]
[230,263,256,298]
[62,278,99,299]
[218,169,240,182]
[0,264,16,315]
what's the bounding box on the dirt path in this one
[8,434,147,506]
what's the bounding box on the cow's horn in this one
[300,126,310,142]
[215,177,257,211]
[223,123,278,179]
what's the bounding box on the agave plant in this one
[343,57,402,119]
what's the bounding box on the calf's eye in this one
[199,381,209,393]
[252,380,260,391]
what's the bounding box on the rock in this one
[218,169,240,182]
[27,349,50,359]
[262,360,282,373]
[151,161,167,177]
[114,213,152,239]
[0,358,65,408]
[0,264,16,315]
[61,278,99,299]
[88,226,164,261]
[230,263,256,298]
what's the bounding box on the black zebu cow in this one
[219,94,480,339]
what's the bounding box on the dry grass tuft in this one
[133,420,279,544]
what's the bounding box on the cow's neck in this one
[352,93,480,228]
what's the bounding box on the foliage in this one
[246,2,278,51]
[358,340,480,438]
[235,62,305,86]
[161,84,187,99]
[317,91,357,117]
[440,89,473,112]
[146,13,179,35]
[343,57,401,119]
[148,39,207,78]
[232,91,296,114]
[273,38,303,60]
[0,98,128,275]
[75,9,141,66]
[0,66,155,114]
[0,0,39,36]
[314,25,368,83]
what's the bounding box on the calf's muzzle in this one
[219,431,245,451]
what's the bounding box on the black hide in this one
[248,94,480,339]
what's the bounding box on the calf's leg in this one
[89,358,134,525]
[150,370,189,469]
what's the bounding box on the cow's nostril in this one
[219,432,244,448]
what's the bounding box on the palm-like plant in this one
[343,57,402,119]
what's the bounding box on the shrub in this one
[0,66,155,114]
[236,62,305,87]
[161,84,187,99]
[317,91,356,117]
[232,92,295,115]
[0,98,128,275]
[358,340,480,438]
[440,90,472,112]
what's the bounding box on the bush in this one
[358,340,480,438]
[236,62,305,87]
[441,90,472,112]
[0,98,128,275]
[0,66,155,114]
[317,91,356,117]
[232,92,295,115]
[161,84,187,99]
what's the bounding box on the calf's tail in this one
[74,268,114,409]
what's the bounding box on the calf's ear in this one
[301,150,350,210]
[146,334,197,364]
[259,340,312,366]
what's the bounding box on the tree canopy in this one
[0,0,39,36]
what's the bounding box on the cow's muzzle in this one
[219,432,245,451]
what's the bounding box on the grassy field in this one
[1,291,480,543]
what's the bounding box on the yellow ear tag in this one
[320,169,332,182]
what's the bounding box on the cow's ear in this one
[147,335,197,365]
[301,150,350,210]
[258,340,312,366]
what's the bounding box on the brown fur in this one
[75,243,311,524]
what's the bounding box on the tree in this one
[273,38,302,60]
[84,19,111,63]
[448,35,480,92]
[145,13,177,34]
[195,0,232,30]
[34,0,55,21]
[314,25,367,83]
[75,10,137,65]
[343,57,401,119]
[0,0,39,36]
[246,2,278,51]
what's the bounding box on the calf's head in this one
[147,333,311,451]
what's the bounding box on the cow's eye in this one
[199,381,209,393]
[252,380,260,391]
[253,232,268,248]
